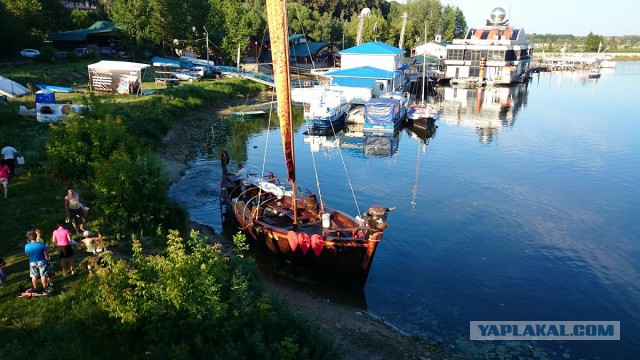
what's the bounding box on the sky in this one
[389,0,639,36]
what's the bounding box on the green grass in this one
[0,62,339,358]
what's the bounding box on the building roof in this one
[88,60,150,71]
[331,78,376,88]
[290,42,331,57]
[413,54,440,63]
[325,66,396,79]
[340,42,405,55]
[49,21,118,42]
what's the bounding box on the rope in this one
[256,91,278,218]
[329,118,362,218]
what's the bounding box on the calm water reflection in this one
[170,62,640,359]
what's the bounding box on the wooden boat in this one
[230,110,267,119]
[220,0,392,283]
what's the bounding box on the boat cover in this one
[365,97,400,125]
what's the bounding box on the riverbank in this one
[159,98,453,359]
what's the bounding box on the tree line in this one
[0,0,467,62]
[2,0,628,62]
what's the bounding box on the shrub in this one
[87,230,338,359]
[93,151,168,232]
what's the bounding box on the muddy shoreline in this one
[158,97,448,359]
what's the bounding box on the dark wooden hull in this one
[220,177,384,283]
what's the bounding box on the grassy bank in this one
[0,64,341,359]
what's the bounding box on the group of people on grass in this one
[16,187,105,294]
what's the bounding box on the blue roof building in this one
[325,42,409,97]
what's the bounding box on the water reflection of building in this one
[303,122,401,158]
[437,82,529,143]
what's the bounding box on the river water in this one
[169,62,640,359]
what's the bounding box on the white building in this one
[444,7,534,86]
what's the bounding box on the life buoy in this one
[304,81,310,87]
[220,150,230,165]
[297,233,311,254]
[61,105,70,116]
[287,231,298,252]
[303,103,310,110]
[310,234,325,257]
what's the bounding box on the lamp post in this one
[255,41,259,73]
[203,26,210,75]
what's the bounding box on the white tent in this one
[87,60,150,94]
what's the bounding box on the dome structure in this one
[361,8,371,17]
[489,7,507,24]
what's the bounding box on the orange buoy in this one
[220,150,230,165]
[310,234,324,257]
[297,233,311,254]
[287,231,298,252]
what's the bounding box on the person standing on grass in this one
[1,143,19,178]
[64,187,86,235]
[25,232,50,291]
[0,160,9,198]
[52,220,75,276]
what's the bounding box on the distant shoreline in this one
[532,52,640,61]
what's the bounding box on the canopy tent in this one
[87,61,150,94]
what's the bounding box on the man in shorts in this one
[25,232,50,292]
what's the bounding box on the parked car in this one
[99,47,115,58]
[74,47,90,57]
[20,49,40,58]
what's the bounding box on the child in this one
[81,230,102,274]
[35,229,44,242]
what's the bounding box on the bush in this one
[93,151,168,232]
[87,230,338,359]
[37,45,57,64]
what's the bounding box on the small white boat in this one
[0,76,29,98]
[347,105,365,123]
[588,69,601,79]
[303,89,350,129]
[171,69,201,82]
[407,102,439,121]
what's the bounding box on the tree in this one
[104,0,154,46]
[585,32,605,52]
